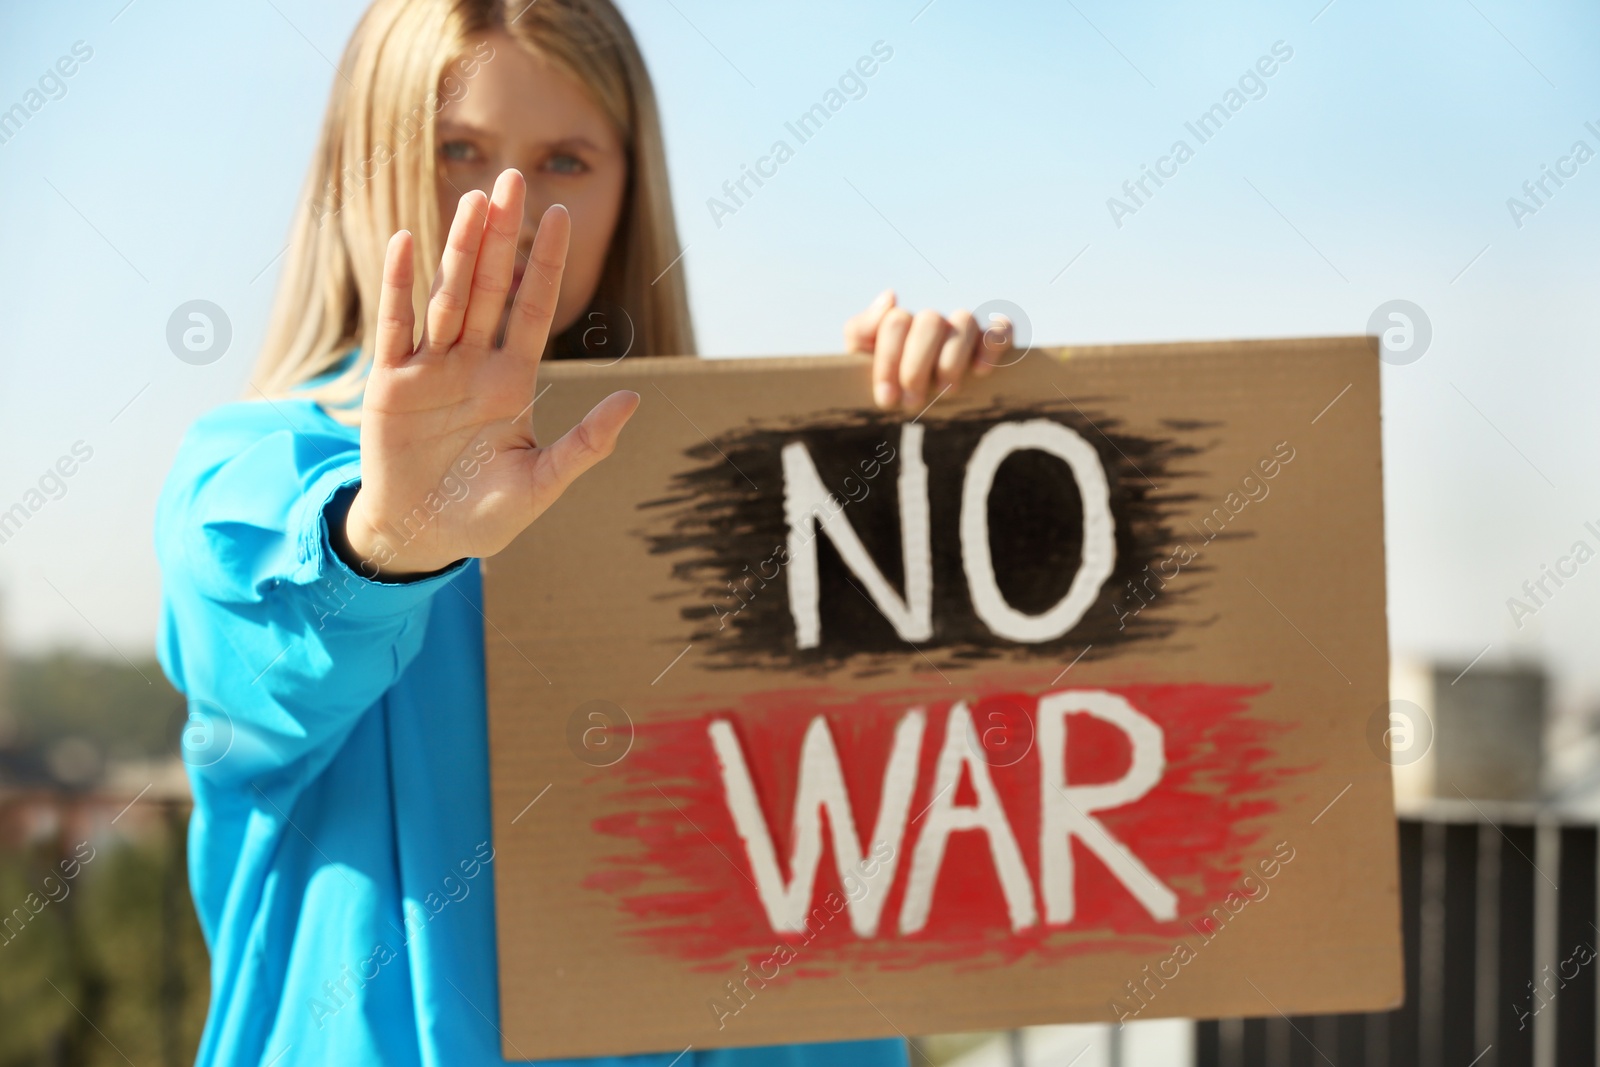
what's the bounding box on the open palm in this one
[343,169,639,577]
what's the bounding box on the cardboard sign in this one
[484,338,1401,1059]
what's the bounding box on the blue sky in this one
[1,0,1597,715]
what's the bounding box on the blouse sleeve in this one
[154,399,467,796]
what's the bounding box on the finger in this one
[460,169,527,348]
[843,289,895,355]
[503,203,572,364]
[972,313,1013,378]
[372,231,416,369]
[936,308,979,391]
[528,390,641,514]
[897,310,950,410]
[872,307,913,409]
[425,190,489,349]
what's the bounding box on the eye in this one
[545,153,588,175]
[439,139,482,163]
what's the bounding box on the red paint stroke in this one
[587,677,1306,977]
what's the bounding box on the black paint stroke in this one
[639,400,1214,672]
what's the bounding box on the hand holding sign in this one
[344,169,641,577]
[844,290,1014,412]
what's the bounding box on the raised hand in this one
[844,290,1014,412]
[340,169,639,578]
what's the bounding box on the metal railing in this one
[1198,806,1597,1067]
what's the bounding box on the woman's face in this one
[433,32,628,341]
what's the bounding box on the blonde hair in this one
[250,0,695,419]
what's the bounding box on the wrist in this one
[337,489,456,580]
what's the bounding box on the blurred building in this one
[1389,656,1550,806]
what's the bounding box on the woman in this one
[157,1,1008,1063]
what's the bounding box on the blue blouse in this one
[155,396,908,1067]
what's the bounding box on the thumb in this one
[843,289,896,354]
[526,390,641,515]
